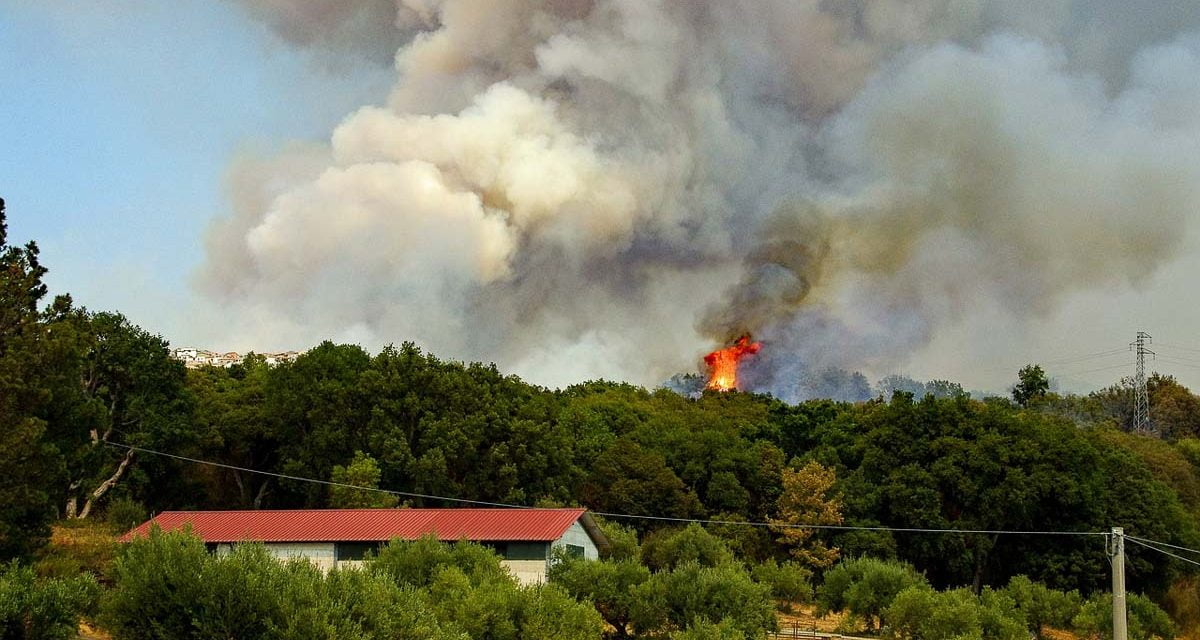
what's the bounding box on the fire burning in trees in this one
[704,335,762,391]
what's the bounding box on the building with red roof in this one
[123,508,607,584]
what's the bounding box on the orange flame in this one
[704,335,762,391]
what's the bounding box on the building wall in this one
[503,560,548,585]
[218,542,338,571]
[207,516,601,583]
[551,520,600,560]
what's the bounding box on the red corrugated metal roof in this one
[121,508,589,544]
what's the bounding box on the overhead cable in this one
[1125,535,1200,558]
[1125,537,1200,568]
[105,441,1105,537]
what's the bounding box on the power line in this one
[1056,362,1135,376]
[1042,348,1130,366]
[590,511,1105,536]
[1157,342,1200,354]
[105,442,530,510]
[1125,535,1200,558]
[977,347,1129,374]
[1155,357,1200,371]
[1149,348,1200,366]
[105,442,1106,537]
[1152,348,1200,361]
[1125,537,1200,569]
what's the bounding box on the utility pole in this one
[1131,332,1154,434]
[1111,527,1128,640]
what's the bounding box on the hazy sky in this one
[4,0,1200,394]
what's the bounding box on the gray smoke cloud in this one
[202,0,1200,398]
[225,0,424,62]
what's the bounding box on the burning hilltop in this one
[704,335,762,392]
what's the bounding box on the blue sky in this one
[0,0,389,339]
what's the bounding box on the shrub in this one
[670,619,748,640]
[370,535,508,588]
[102,528,483,640]
[641,524,735,572]
[751,559,813,608]
[371,538,601,640]
[100,527,211,639]
[595,519,641,562]
[271,563,454,640]
[1001,574,1082,637]
[632,562,776,638]
[0,561,98,640]
[550,550,650,638]
[816,557,928,632]
[1072,592,1174,640]
[884,586,1026,640]
[425,566,601,640]
[104,497,147,533]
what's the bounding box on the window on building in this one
[336,541,381,561]
[563,544,585,558]
[500,542,549,560]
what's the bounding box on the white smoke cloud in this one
[201,0,1200,395]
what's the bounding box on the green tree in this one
[371,536,509,588]
[104,496,148,532]
[750,559,813,607]
[1096,428,1200,512]
[816,557,928,632]
[0,561,98,640]
[641,524,734,572]
[1072,593,1174,640]
[102,528,465,640]
[1013,365,1049,407]
[54,311,191,519]
[0,198,65,560]
[631,561,775,638]
[705,471,750,513]
[273,565,457,640]
[1000,575,1082,638]
[329,451,398,508]
[884,585,1027,640]
[581,439,702,526]
[372,536,601,640]
[188,354,284,509]
[777,392,1198,592]
[100,527,212,639]
[669,619,747,640]
[259,341,574,509]
[594,519,640,562]
[549,552,650,640]
[424,565,600,640]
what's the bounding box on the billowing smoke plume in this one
[202,0,1200,399]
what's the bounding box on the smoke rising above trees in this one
[205,0,1200,398]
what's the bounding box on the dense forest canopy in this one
[5,198,1200,637]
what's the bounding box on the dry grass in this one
[36,520,120,581]
[77,621,112,640]
[776,604,852,634]
[776,605,1090,640]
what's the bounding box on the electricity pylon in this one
[1131,332,1154,435]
